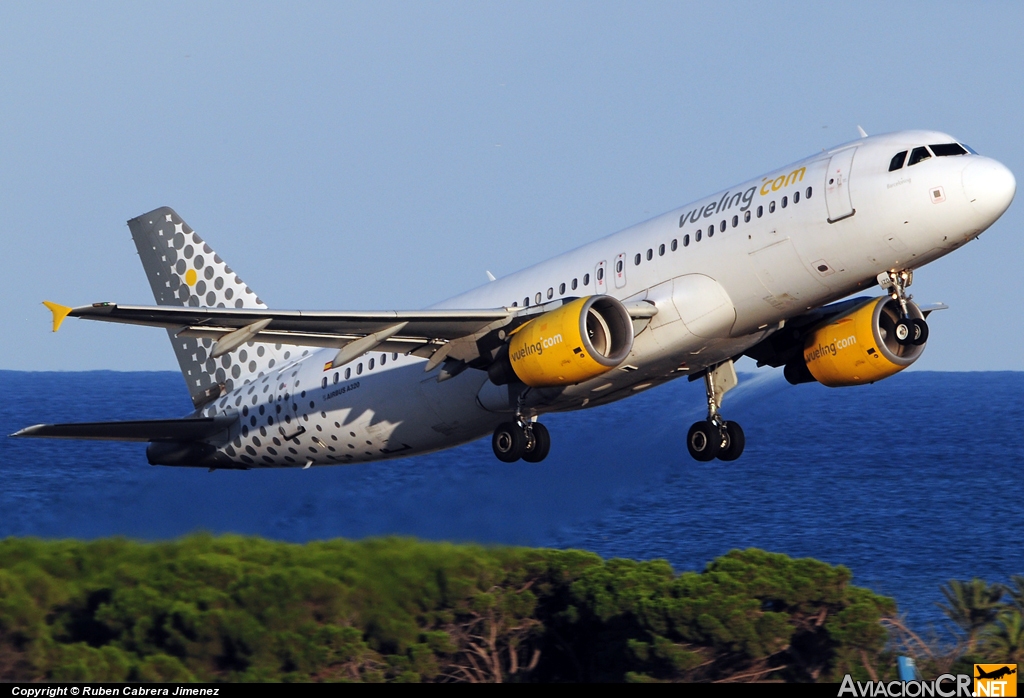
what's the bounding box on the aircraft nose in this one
[962,157,1016,223]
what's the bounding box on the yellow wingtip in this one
[42,301,72,332]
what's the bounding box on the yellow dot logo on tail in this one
[185,269,197,286]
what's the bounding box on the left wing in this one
[45,300,518,368]
[44,298,657,371]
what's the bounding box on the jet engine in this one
[489,296,634,388]
[784,296,926,387]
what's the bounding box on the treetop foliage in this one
[0,535,914,682]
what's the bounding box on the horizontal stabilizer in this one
[11,416,235,442]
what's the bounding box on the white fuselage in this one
[198,130,1014,468]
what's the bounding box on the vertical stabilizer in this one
[128,207,295,409]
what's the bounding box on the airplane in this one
[975,666,1017,681]
[12,129,1016,469]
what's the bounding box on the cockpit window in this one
[929,143,968,157]
[962,144,978,155]
[907,146,932,166]
[889,151,908,172]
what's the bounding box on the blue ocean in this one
[2,369,1022,633]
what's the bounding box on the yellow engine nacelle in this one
[506,296,634,388]
[799,296,926,387]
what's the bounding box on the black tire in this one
[687,421,720,462]
[894,318,914,345]
[717,421,745,461]
[911,318,929,346]
[522,422,551,463]
[492,422,525,463]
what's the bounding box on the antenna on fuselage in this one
[857,125,868,138]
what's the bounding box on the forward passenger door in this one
[825,147,857,223]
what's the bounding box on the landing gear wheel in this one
[911,318,929,346]
[687,421,720,462]
[717,421,745,461]
[492,422,526,463]
[894,318,914,345]
[522,422,551,463]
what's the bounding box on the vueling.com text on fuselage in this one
[677,166,806,229]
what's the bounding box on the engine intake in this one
[493,296,634,388]
[786,296,926,387]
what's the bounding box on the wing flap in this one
[11,416,235,442]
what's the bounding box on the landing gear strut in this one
[687,360,745,462]
[492,392,550,463]
[878,270,928,346]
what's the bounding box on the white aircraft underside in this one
[14,129,1016,469]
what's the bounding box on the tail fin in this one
[128,207,294,409]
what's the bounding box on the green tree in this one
[937,579,1005,654]
[980,610,1024,665]
[1005,575,1024,614]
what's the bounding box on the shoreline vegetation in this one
[0,536,1019,682]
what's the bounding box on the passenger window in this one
[633,254,640,266]
[584,273,590,285]
[597,268,604,280]
[930,143,968,157]
[719,220,726,232]
[757,205,763,218]
[793,191,800,204]
[732,215,738,227]
[535,292,542,304]
[524,297,530,307]
[696,230,702,242]
[671,239,678,251]
[781,196,788,208]
[380,354,386,365]
[646,248,653,261]
[806,186,812,199]
[683,234,689,246]
[333,372,339,384]
[707,224,714,238]
[659,243,665,256]
[512,301,517,307]
[345,368,351,379]
[559,282,565,295]
[368,358,375,370]
[768,201,775,213]
[889,151,908,171]
[572,278,578,290]
[392,353,398,360]
[908,146,932,166]
[617,259,625,272]
[744,210,751,222]
[357,363,363,375]
[321,377,327,388]
[547,287,553,299]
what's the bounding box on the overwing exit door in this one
[825,147,857,223]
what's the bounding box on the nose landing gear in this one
[686,360,746,462]
[878,270,928,346]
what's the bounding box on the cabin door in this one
[825,147,857,223]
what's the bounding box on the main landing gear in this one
[687,360,745,462]
[492,420,550,463]
[878,270,928,346]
